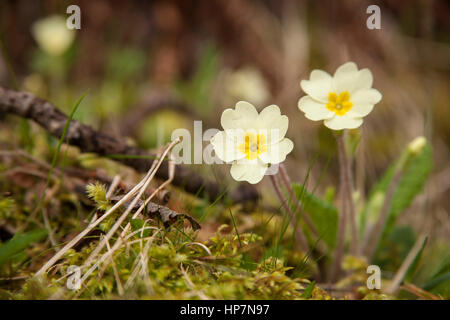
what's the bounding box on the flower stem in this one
[269,174,310,253]
[337,132,359,255]
[330,141,348,283]
[330,131,359,282]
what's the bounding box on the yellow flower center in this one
[326,91,353,116]
[238,132,267,160]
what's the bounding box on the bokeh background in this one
[0,0,449,298]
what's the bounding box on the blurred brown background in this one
[1,0,449,242]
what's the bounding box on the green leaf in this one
[301,280,316,299]
[403,236,428,282]
[292,184,338,249]
[360,143,432,246]
[423,271,450,292]
[422,253,450,292]
[262,245,284,260]
[375,226,416,270]
[0,229,47,267]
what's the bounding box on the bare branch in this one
[0,86,259,204]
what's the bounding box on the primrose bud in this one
[396,136,428,172]
[407,136,427,156]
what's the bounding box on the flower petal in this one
[298,96,334,121]
[324,115,363,130]
[346,88,381,117]
[210,131,245,162]
[230,159,268,184]
[351,88,382,105]
[221,101,259,130]
[259,138,294,164]
[333,62,360,93]
[257,105,289,144]
[334,63,377,94]
[300,70,333,102]
[347,104,375,117]
[355,68,373,91]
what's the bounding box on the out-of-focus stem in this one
[386,234,427,295]
[337,132,359,255]
[279,164,329,255]
[279,164,319,236]
[363,169,403,260]
[363,137,427,260]
[269,174,310,253]
[330,136,348,283]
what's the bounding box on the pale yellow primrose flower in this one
[298,62,382,130]
[225,67,269,107]
[211,101,294,184]
[32,15,75,56]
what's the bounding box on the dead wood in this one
[0,86,259,204]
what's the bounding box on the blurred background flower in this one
[31,15,75,56]
[223,67,269,107]
[0,0,449,299]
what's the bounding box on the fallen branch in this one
[0,86,259,204]
[109,197,201,231]
[147,202,201,231]
[116,89,202,137]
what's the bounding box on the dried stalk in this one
[79,144,179,286]
[83,138,179,267]
[104,237,124,296]
[386,234,427,295]
[42,208,58,252]
[105,175,121,200]
[34,139,178,277]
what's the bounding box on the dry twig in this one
[0,86,258,204]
